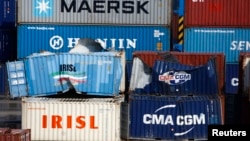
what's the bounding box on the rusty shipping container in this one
[129,51,225,95]
[21,96,124,141]
[18,0,172,25]
[184,0,250,27]
[121,94,224,140]
[0,129,31,141]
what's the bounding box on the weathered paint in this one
[184,27,250,63]
[121,94,223,140]
[17,24,171,61]
[22,96,123,141]
[18,0,172,25]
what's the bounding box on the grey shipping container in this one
[18,0,172,25]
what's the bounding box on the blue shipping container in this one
[17,24,170,61]
[184,28,250,63]
[0,0,16,28]
[225,63,239,94]
[6,52,122,98]
[121,94,223,140]
[0,29,17,63]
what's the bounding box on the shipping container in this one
[238,52,250,98]
[129,51,225,95]
[225,63,239,94]
[184,27,250,63]
[18,0,172,25]
[17,24,170,61]
[0,29,17,63]
[21,96,124,141]
[0,64,8,96]
[0,129,31,141]
[121,94,224,140]
[0,0,16,28]
[184,0,250,27]
[7,52,123,98]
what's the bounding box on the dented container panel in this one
[21,97,123,141]
[121,94,223,140]
[238,53,250,97]
[18,0,172,25]
[17,24,171,61]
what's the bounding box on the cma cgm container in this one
[130,57,219,95]
[225,63,239,94]
[0,29,17,63]
[6,52,123,98]
[17,24,170,61]
[18,0,172,25]
[184,27,250,63]
[0,0,16,28]
[129,51,225,95]
[184,0,250,27]
[22,96,123,141]
[121,94,224,140]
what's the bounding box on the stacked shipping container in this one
[0,0,21,131]
[173,0,250,124]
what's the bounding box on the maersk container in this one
[225,63,239,94]
[121,94,223,140]
[184,27,250,63]
[184,0,250,27]
[0,29,17,63]
[22,96,124,141]
[18,0,172,25]
[130,51,225,95]
[130,57,219,95]
[6,52,123,98]
[17,24,170,61]
[0,0,16,28]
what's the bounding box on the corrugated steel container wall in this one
[6,61,28,98]
[22,96,123,141]
[225,63,239,94]
[121,94,223,140]
[184,27,250,63]
[150,59,219,95]
[0,64,7,96]
[130,51,225,94]
[184,0,250,27]
[0,29,17,63]
[18,0,172,25]
[0,0,16,28]
[238,53,250,97]
[7,52,123,97]
[17,24,171,61]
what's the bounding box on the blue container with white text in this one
[0,0,16,28]
[184,27,250,63]
[225,63,239,94]
[17,24,171,61]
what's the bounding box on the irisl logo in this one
[51,72,87,86]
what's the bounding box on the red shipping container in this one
[132,51,225,95]
[184,0,250,27]
[0,129,31,141]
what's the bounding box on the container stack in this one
[173,0,250,124]
[0,0,22,130]
[121,51,225,140]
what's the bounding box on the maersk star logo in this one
[33,0,53,17]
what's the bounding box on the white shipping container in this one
[22,96,124,141]
[18,0,172,25]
